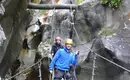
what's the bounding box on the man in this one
[49,39,78,80]
[51,36,63,57]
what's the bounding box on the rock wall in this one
[0,0,32,77]
[0,0,130,79]
[74,0,130,80]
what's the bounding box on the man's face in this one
[56,40,61,44]
[66,44,72,50]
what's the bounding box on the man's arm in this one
[72,55,78,66]
[49,49,61,70]
[71,51,80,66]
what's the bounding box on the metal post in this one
[39,61,42,80]
[91,53,97,80]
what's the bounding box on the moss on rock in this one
[98,27,115,36]
[76,0,84,4]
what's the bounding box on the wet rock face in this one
[0,0,31,77]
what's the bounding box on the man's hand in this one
[70,64,74,67]
[51,53,54,57]
[50,70,53,74]
[76,51,80,55]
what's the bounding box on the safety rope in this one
[50,1,56,80]
[73,24,130,71]
[70,4,82,44]
[95,53,130,73]
[73,25,130,72]
[73,25,130,77]
[74,21,130,72]
[7,57,43,80]
[70,5,79,80]
[71,4,96,80]
[51,0,56,43]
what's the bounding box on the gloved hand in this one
[50,70,53,74]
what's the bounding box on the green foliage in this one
[76,0,84,4]
[100,0,121,8]
[100,0,108,4]
[109,0,121,8]
[98,27,114,36]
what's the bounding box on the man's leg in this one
[72,69,77,80]
[69,67,77,80]
[54,69,64,80]
[64,71,72,80]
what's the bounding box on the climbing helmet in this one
[65,39,73,45]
